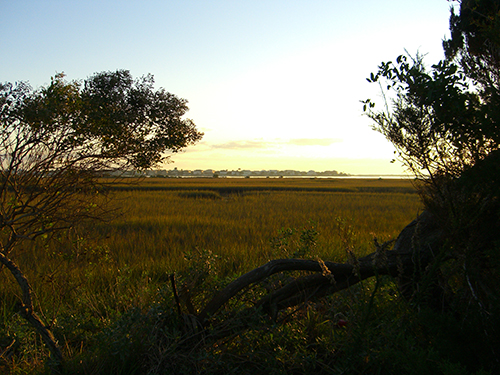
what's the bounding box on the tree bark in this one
[0,251,63,364]
[197,210,443,325]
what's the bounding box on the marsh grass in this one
[1,178,437,373]
[97,178,421,270]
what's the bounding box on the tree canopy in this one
[360,1,500,350]
[362,0,500,180]
[2,70,203,170]
[444,0,500,66]
[0,70,203,363]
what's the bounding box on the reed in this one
[90,179,421,271]
[0,178,423,372]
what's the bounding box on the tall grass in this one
[1,178,427,373]
[90,182,422,272]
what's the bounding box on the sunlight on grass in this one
[1,178,424,373]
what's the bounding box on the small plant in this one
[176,248,222,314]
[269,221,319,259]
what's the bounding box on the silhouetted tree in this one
[187,4,500,369]
[0,70,203,363]
[359,0,500,355]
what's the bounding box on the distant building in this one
[159,168,349,178]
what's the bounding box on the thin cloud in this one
[210,140,270,149]
[289,138,341,146]
[206,138,342,150]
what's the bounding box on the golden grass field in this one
[3,177,423,326]
[1,178,421,312]
[100,177,422,270]
[0,177,443,373]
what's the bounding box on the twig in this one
[169,273,182,317]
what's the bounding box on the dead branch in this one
[197,210,443,325]
[0,251,63,363]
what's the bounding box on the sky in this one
[1,0,456,175]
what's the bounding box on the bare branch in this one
[197,210,443,325]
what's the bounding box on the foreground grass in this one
[1,178,495,374]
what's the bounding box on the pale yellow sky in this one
[1,0,455,175]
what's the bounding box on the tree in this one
[362,55,484,179]
[444,0,500,84]
[358,1,500,181]
[0,70,203,363]
[176,2,500,369]
[358,0,500,349]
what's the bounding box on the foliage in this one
[362,54,491,179]
[0,178,421,372]
[0,178,496,373]
[363,1,500,180]
[269,222,319,259]
[362,1,500,368]
[60,259,497,375]
[444,0,500,88]
[0,71,202,363]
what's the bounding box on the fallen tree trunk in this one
[197,210,444,325]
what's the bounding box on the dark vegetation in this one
[0,178,424,374]
[0,70,202,370]
[2,0,500,373]
[106,177,417,195]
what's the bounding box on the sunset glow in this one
[1,0,454,174]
